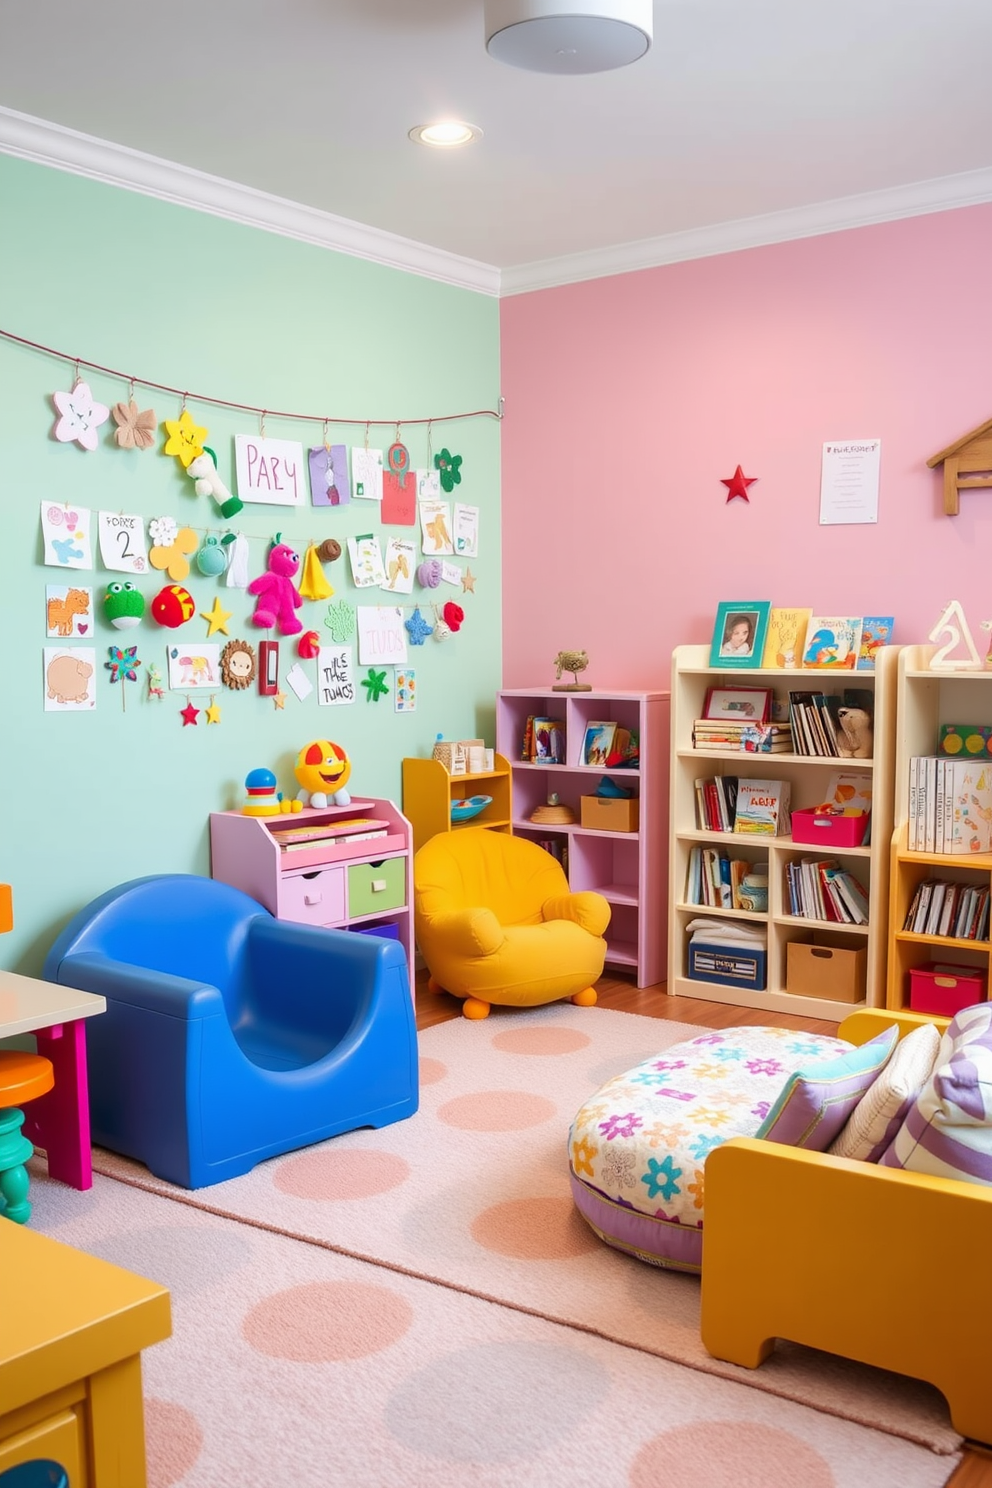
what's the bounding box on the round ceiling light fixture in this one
[408,120,483,148]
[484,0,652,75]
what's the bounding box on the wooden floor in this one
[414,969,991,1487]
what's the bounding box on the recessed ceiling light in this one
[408,121,482,148]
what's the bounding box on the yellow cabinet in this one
[402,754,513,855]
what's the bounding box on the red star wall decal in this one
[181,701,199,727]
[721,465,757,503]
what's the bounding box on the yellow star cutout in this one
[461,567,477,594]
[202,597,232,636]
[205,699,222,725]
[273,691,286,710]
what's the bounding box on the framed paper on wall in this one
[709,601,772,669]
[703,686,773,723]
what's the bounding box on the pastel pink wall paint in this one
[500,205,992,690]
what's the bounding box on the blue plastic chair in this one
[43,875,418,1189]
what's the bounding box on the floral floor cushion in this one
[568,1026,851,1273]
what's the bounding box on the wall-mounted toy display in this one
[220,639,257,690]
[295,739,352,807]
[188,448,244,519]
[151,584,195,628]
[104,581,145,630]
[248,541,303,633]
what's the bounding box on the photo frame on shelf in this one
[709,601,772,669]
[703,686,773,723]
[581,721,617,767]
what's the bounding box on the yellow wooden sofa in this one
[700,1007,992,1444]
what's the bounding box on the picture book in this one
[582,721,617,767]
[856,615,894,671]
[733,778,791,836]
[945,757,992,854]
[817,770,873,817]
[802,615,862,670]
[532,717,565,763]
[761,607,812,669]
[939,723,992,759]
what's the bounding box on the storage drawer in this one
[687,940,766,990]
[347,856,406,918]
[279,865,347,926]
[909,961,987,1017]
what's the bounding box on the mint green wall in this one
[0,155,501,974]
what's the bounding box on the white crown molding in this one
[500,166,992,296]
[0,106,501,298]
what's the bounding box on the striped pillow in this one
[879,1003,992,1183]
[828,1021,941,1162]
[755,1024,899,1151]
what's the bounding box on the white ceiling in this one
[2,1,992,295]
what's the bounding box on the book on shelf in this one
[904,879,990,941]
[733,778,791,836]
[938,723,992,757]
[271,818,389,848]
[692,720,792,753]
[760,607,812,669]
[909,756,992,854]
[685,846,756,909]
[786,857,868,924]
[693,776,738,832]
[816,769,872,817]
[802,616,862,670]
[856,616,894,671]
[278,827,389,852]
[531,717,565,763]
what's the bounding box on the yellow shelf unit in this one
[402,753,513,855]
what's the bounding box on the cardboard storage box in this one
[791,809,870,848]
[909,962,987,1017]
[580,795,639,832]
[786,938,866,1003]
[687,941,766,991]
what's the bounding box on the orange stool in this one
[0,1052,55,1224]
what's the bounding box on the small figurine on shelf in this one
[294,739,352,808]
[242,767,301,817]
[552,649,591,691]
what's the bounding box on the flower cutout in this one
[360,667,390,702]
[106,644,141,684]
[112,398,157,450]
[163,409,208,467]
[149,516,178,548]
[149,525,198,581]
[434,448,462,493]
[324,599,356,643]
[52,380,110,450]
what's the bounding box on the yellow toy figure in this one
[295,739,352,808]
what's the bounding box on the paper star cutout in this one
[52,380,110,450]
[721,465,757,503]
[361,667,390,702]
[163,409,208,468]
[205,699,222,724]
[461,567,476,594]
[404,607,434,645]
[273,691,287,710]
[202,596,233,636]
[181,701,199,727]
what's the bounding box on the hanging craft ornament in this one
[324,598,356,643]
[361,667,390,703]
[103,581,145,630]
[149,519,198,581]
[317,538,342,565]
[387,428,411,488]
[405,606,433,646]
[147,663,165,700]
[417,558,442,589]
[151,584,196,628]
[299,544,335,601]
[721,464,757,503]
[220,639,257,690]
[461,567,477,594]
[111,396,156,451]
[432,604,452,643]
[196,534,229,577]
[273,690,287,710]
[298,630,321,660]
[201,596,233,636]
[188,447,244,519]
[442,600,465,633]
[181,696,200,727]
[52,379,110,450]
[205,696,222,725]
[434,447,463,493]
[105,644,141,711]
[163,407,208,468]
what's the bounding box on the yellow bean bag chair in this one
[413,827,611,1019]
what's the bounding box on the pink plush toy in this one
[247,542,303,635]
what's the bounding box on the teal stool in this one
[0,1050,55,1224]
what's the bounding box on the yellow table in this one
[0,1221,171,1486]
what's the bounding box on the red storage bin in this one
[791,809,870,848]
[908,961,987,1017]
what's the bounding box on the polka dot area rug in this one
[29,1004,962,1483]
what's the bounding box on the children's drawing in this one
[419,498,454,555]
[46,584,93,638]
[453,503,479,557]
[44,647,96,711]
[357,606,409,667]
[167,643,222,690]
[441,561,462,586]
[235,435,305,506]
[416,469,441,501]
[317,646,355,706]
[347,534,386,588]
[394,667,417,713]
[382,537,416,594]
[351,447,384,501]
[98,511,149,574]
[381,469,416,525]
[41,502,93,569]
[308,444,350,507]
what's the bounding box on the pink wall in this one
[499,204,992,690]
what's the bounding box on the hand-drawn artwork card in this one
[441,561,462,586]
[317,646,355,706]
[381,469,416,525]
[394,667,417,713]
[453,503,479,557]
[347,534,386,588]
[351,447,384,501]
[357,606,409,667]
[46,584,93,638]
[416,469,441,501]
[98,511,149,574]
[382,537,416,594]
[419,499,453,555]
[44,647,96,711]
[308,444,350,507]
[285,662,313,701]
[166,643,222,690]
[41,502,93,569]
[235,435,305,506]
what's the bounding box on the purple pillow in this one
[755,1025,899,1152]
